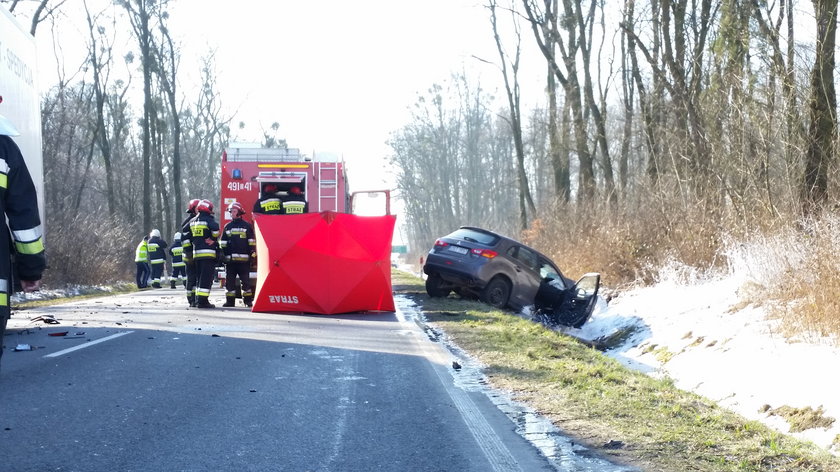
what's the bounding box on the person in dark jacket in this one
[0,109,47,366]
[180,198,200,306]
[147,229,168,288]
[189,199,220,308]
[169,232,186,289]
[219,201,256,307]
[282,185,309,214]
[253,182,283,215]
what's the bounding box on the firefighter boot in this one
[222,296,236,308]
[195,296,215,309]
[244,296,253,308]
[170,280,176,289]
[187,294,196,307]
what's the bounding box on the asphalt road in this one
[0,288,566,472]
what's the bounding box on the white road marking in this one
[43,331,135,358]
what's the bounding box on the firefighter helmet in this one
[227,201,245,217]
[150,229,161,238]
[186,198,201,214]
[197,199,214,214]
[173,232,182,241]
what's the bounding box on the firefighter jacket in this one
[1,135,46,308]
[147,236,168,265]
[187,211,220,260]
[282,195,308,214]
[169,239,185,268]
[220,218,255,263]
[253,195,283,215]
[179,214,195,263]
[134,240,149,263]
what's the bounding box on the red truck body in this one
[219,145,349,226]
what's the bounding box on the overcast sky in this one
[164,0,511,191]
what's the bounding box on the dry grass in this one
[43,212,136,287]
[518,195,840,344]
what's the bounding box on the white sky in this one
[164,0,510,192]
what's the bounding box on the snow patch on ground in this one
[569,267,840,453]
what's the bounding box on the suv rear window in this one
[447,228,499,246]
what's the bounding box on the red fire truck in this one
[220,144,350,227]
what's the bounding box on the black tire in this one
[480,276,511,308]
[425,273,451,298]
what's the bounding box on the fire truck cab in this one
[220,144,349,226]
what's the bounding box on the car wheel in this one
[480,276,511,308]
[425,273,451,298]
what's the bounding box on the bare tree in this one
[801,0,837,212]
[522,0,597,203]
[118,0,166,233]
[154,12,184,219]
[488,0,537,230]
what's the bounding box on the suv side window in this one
[513,246,538,271]
[538,259,562,284]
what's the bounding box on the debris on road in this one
[30,315,59,324]
[13,344,33,351]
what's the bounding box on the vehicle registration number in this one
[448,246,469,255]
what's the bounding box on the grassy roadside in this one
[392,270,840,471]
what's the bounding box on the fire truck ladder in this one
[317,162,339,212]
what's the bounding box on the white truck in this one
[0,6,44,220]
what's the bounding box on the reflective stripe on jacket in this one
[1,135,46,305]
[189,212,220,259]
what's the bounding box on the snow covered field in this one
[570,267,840,453]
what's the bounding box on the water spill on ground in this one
[395,296,638,472]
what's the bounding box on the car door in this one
[505,245,541,308]
[557,273,601,328]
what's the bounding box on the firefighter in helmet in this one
[169,231,186,289]
[189,199,220,308]
[0,98,47,366]
[220,201,256,307]
[253,182,283,215]
[282,185,308,214]
[180,198,200,306]
[147,229,168,288]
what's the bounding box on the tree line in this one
[5,0,231,284]
[390,0,839,268]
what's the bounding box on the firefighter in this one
[282,185,308,214]
[134,235,150,288]
[253,182,283,215]
[180,198,200,306]
[189,199,220,308]
[1,107,46,366]
[169,232,186,289]
[220,201,255,307]
[147,229,168,288]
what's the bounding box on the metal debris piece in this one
[14,344,33,351]
[30,315,59,324]
[48,331,69,337]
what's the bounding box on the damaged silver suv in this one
[422,226,600,328]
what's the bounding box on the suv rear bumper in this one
[423,262,483,289]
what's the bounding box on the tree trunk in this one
[802,0,837,212]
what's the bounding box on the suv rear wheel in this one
[480,276,511,308]
[425,273,451,297]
